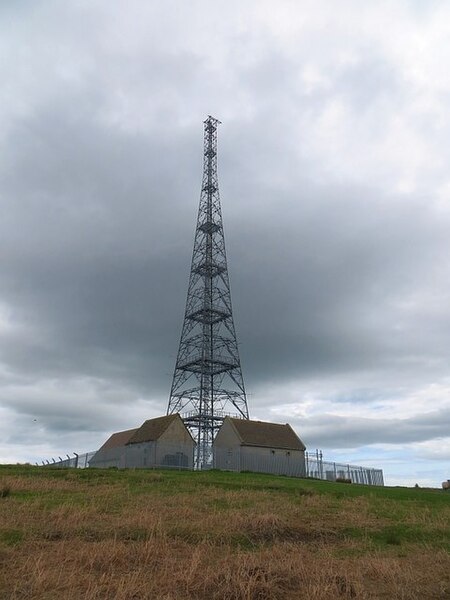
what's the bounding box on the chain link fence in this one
[38,446,384,485]
[36,452,97,469]
[305,451,384,486]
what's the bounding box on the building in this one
[88,427,138,469]
[214,417,306,477]
[89,414,195,469]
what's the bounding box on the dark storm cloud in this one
[0,95,200,391]
[3,91,447,403]
[230,182,450,390]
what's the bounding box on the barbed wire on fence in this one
[36,451,97,469]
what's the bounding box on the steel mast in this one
[167,116,249,468]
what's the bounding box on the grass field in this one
[0,465,449,599]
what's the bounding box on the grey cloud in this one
[0,1,449,476]
[290,408,450,449]
[1,84,450,408]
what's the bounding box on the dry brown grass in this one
[0,468,449,599]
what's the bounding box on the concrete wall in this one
[89,445,129,469]
[214,419,240,448]
[213,420,241,471]
[89,441,157,469]
[214,446,241,471]
[155,441,194,469]
[240,446,306,477]
[214,445,306,476]
[156,416,195,468]
[160,417,194,445]
[89,439,194,469]
[126,441,157,468]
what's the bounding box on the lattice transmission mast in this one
[167,116,249,468]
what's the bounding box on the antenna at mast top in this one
[204,115,222,126]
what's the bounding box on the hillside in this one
[0,465,449,599]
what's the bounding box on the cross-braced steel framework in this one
[167,116,249,468]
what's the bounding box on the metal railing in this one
[305,451,384,486]
[37,447,384,485]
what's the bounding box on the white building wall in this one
[213,420,241,471]
[214,419,240,447]
[156,418,195,468]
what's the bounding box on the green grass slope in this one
[0,465,449,599]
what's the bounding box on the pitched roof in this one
[127,414,180,445]
[227,418,306,451]
[98,428,139,451]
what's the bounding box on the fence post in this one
[73,453,79,469]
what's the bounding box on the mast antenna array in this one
[167,116,249,468]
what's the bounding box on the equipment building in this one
[89,414,195,469]
[214,417,306,477]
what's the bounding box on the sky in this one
[0,1,449,487]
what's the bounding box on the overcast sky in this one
[1,1,449,486]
